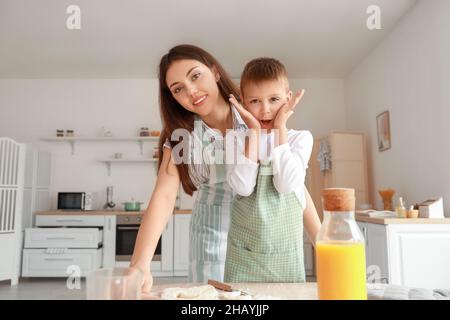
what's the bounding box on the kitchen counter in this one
[34,209,192,216]
[143,282,319,300]
[355,213,450,225]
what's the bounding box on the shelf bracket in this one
[106,162,111,176]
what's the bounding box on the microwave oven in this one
[57,192,93,210]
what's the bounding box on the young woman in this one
[130,44,321,292]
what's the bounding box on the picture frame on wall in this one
[377,110,391,151]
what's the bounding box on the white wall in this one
[289,79,346,138]
[0,78,346,211]
[0,79,161,210]
[345,0,450,214]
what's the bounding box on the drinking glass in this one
[86,267,143,300]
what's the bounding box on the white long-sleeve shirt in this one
[227,130,313,208]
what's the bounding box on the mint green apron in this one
[224,160,305,283]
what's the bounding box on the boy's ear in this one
[287,90,293,101]
[211,65,221,82]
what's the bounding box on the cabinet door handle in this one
[44,258,74,261]
[46,237,76,240]
[55,219,83,223]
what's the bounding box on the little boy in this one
[225,57,313,282]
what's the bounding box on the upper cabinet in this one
[307,132,370,220]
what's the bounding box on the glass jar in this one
[316,188,367,300]
[139,127,149,137]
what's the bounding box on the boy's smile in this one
[242,79,292,131]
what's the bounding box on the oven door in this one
[115,225,161,262]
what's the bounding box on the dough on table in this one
[161,285,219,300]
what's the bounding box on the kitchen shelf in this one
[99,158,158,176]
[41,136,160,155]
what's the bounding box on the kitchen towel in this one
[317,138,331,172]
[367,283,450,300]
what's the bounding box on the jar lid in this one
[322,188,355,211]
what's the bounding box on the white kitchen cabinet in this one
[103,215,116,268]
[357,222,389,283]
[303,243,315,277]
[151,215,174,276]
[323,132,369,208]
[303,233,315,277]
[22,248,102,277]
[387,224,450,289]
[30,214,116,275]
[173,214,191,276]
[357,221,450,289]
[25,228,102,249]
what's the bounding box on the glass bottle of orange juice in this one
[316,188,367,300]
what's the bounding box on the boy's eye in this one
[250,99,259,104]
[192,72,201,81]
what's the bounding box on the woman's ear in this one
[211,65,221,82]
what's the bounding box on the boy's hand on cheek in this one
[229,94,261,129]
[274,89,305,129]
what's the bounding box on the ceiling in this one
[0,0,417,78]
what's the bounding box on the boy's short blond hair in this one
[240,57,289,97]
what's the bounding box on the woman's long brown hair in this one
[158,44,240,195]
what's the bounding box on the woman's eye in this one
[173,87,183,94]
[270,97,280,102]
[192,72,201,81]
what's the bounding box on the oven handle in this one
[117,226,140,230]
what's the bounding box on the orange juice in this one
[316,242,367,300]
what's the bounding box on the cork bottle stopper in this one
[322,188,355,212]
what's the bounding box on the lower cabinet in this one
[303,241,315,277]
[173,214,191,276]
[150,216,174,277]
[357,221,450,289]
[22,248,102,277]
[23,215,115,278]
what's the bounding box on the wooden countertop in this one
[356,213,450,225]
[34,209,192,216]
[143,282,318,300]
